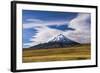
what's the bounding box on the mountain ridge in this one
[30,34,80,49]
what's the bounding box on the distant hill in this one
[30,34,80,49]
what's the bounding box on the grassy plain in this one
[22,44,91,63]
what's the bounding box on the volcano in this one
[47,34,78,44]
[30,34,80,49]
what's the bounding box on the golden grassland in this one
[22,44,91,63]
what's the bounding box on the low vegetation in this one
[22,44,91,63]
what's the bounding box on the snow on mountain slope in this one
[47,34,77,43]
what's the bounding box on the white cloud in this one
[26,18,43,23]
[29,26,63,46]
[69,13,90,30]
[65,13,91,43]
[23,23,45,29]
[23,19,69,29]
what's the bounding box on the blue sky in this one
[22,10,91,48]
[22,10,78,24]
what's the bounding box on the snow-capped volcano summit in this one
[51,34,66,42]
[30,34,80,49]
[48,34,76,43]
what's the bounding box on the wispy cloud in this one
[26,18,43,23]
[65,13,91,43]
[23,26,63,47]
[23,19,69,29]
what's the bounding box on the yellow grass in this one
[22,44,91,63]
